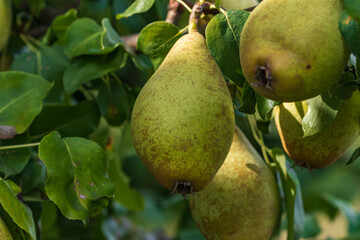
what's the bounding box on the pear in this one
[274,90,360,169]
[189,127,280,240]
[209,0,258,10]
[0,216,12,240]
[240,0,350,102]
[0,0,11,51]
[131,32,235,195]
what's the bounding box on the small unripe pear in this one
[0,216,12,240]
[190,127,280,240]
[240,0,350,102]
[274,90,360,169]
[131,32,235,196]
[0,0,11,51]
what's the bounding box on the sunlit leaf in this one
[63,48,128,94]
[137,21,182,70]
[206,9,249,86]
[52,8,78,41]
[64,18,114,58]
[116,0,155,20]
[0,71,53,134]
[0,178,36,240]
[38,131,114,223]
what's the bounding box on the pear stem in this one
[0,142,40,150]
[188,3,202,33]
[246,115,272,166]
[176,0,192,12]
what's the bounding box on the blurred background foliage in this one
[1,0,360,239]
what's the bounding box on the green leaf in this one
[0,178,36,240]
[339,10,360,58]
[272,148,304,240]
[322,193,360,234]
[106,126,144,211]
[328,71,360,100]
[52,8,78,41]
[101,18,151,70]
[30,101,100,139]
[238,81,256,114]
[302,95,339,137]
[20,158,46,193]
[206,9,249,86]
[0,71,53,134]
[344,0,360,22]
[346,147,360,165]
[63,48,128,94]
[64,18,114,58]
[97,81,129,126]
[255,93,280,120]
[10,45,69,103]
[38,131,114,223]
[215,0,221,10]
[0,133,31,177]
[108,158,144,211]
[137,21,182,70]
[40,201,58,233]
[29,0,45,16]
[302,214,321,238]
[116,0,155,20]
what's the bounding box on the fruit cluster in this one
[131,0,360,239]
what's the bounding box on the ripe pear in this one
[131,32,235,195]
[0,0,11,51]
[274,90,360,169]
[209,0,258,10]
[189,127,280,240]
[0,216,12,240]
[240,0,350,102]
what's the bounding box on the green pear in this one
[189,127,280,240]
[131,32,235,195]
[0,216,12,240]
[240,0,350,102]
[274,90,360,169]
[0,0,11,51]
[209,0,259,10]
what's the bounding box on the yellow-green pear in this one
[0,216,12,240]
[0,0,11,51]
[240,0,350,102]
[131,32,235,195]
[190,127,280,240]
[209,0,258,10]
[274,90,360,169]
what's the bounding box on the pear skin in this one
[209,0,259,10]
[0,216,12,240]
[274,90,360,169]
[131,32,235,195]
[189,127,280,240]
[0,0,11,51]
[240,0,350,102]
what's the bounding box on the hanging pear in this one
[131,31,235,195]
[190,127,280,240]
[274,90,360,169]
[0,0,11,51]
[240,0,350,102]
